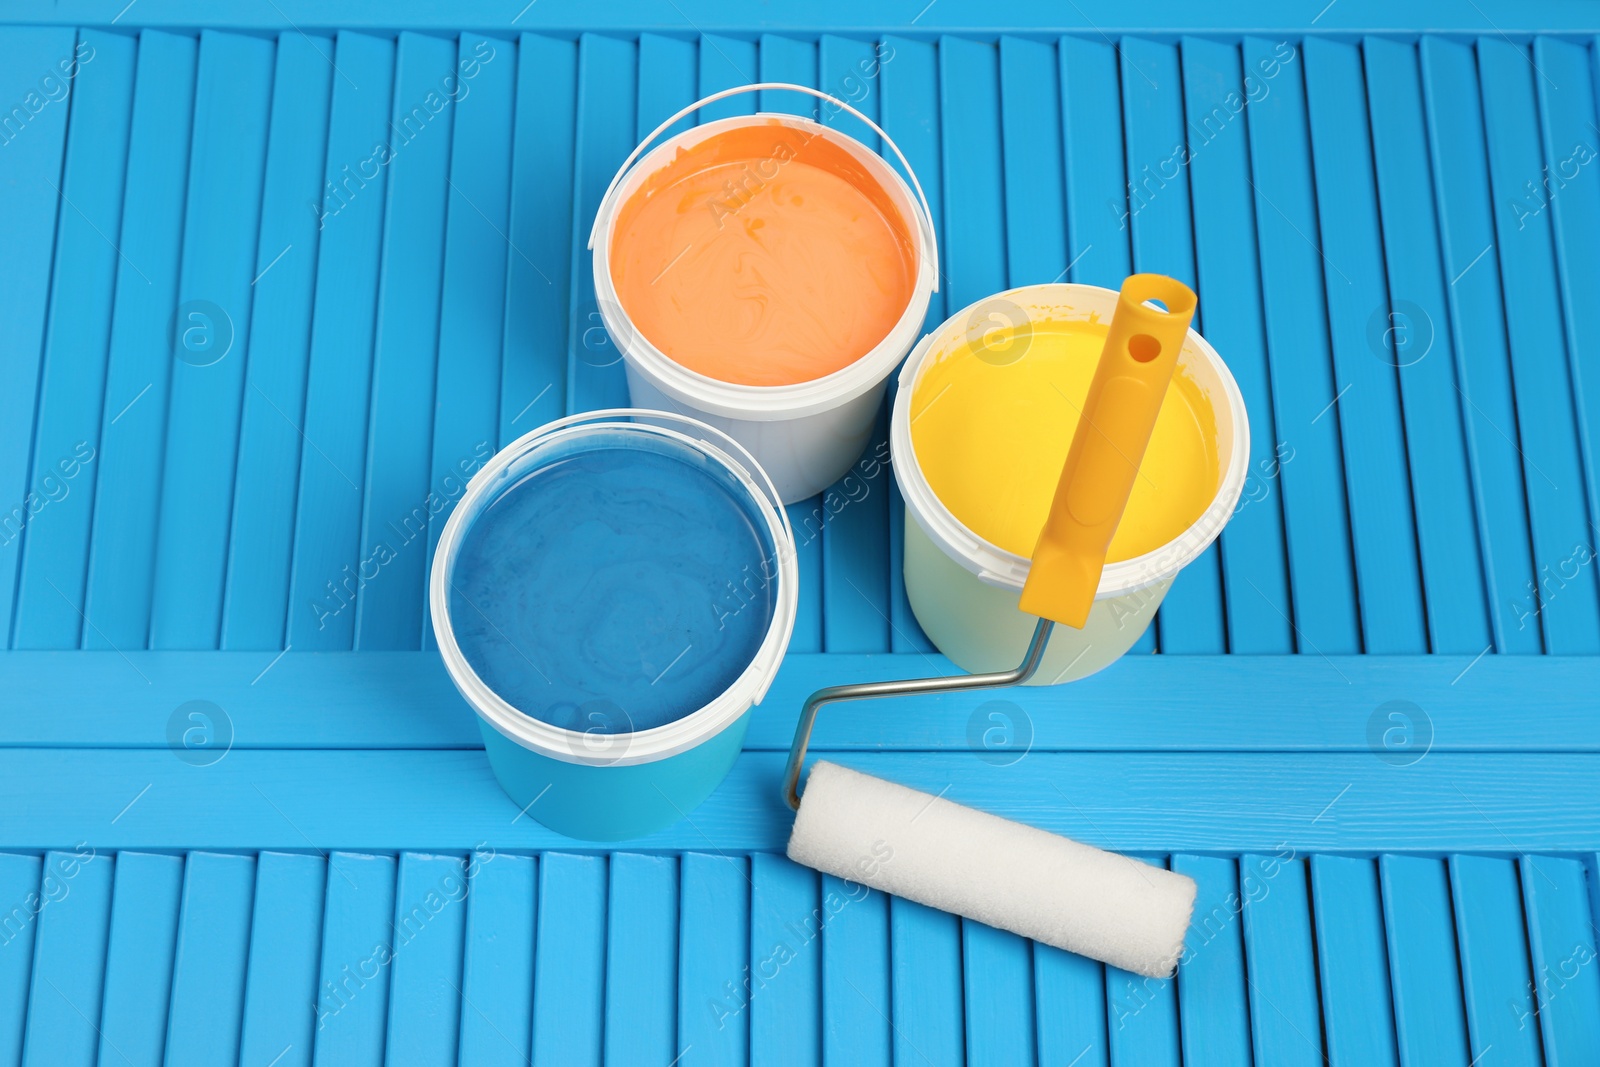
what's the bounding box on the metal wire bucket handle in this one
[586,81,940,291]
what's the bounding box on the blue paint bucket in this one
[430,409,798,841]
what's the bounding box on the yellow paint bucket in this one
[890,283,1250,683]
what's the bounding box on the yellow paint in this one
[910,317,1220,563]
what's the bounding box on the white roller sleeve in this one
[787,760,1196,978]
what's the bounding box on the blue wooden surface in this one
[1174,854,1250,1065]
[458,850,535,1067]
[99,852,183,1067]
[1419,35,1544,657]
[166,852,256,1066]
[1242,855,1325,1066]
[0,11,1597,1064]
[1452,855,1546,1066]
[12,29,133,652]
[240,852,326,1067]
[385,852,469,1064]
[224,33,332,652]
[823,876,890,1066]
[605,852,677,1065]
[21,851,112,1067]
[1380,855,1472,1066]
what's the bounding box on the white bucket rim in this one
[591,101,938,421]
[430,409,800,766]
[890,282,1252,599]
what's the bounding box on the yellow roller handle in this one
[1017,274,1197,629]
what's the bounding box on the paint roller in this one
[783,274,1200,979]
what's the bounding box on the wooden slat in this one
[1521,855,1600,1064]
[1451,854,1544,1066]
[7,0,1598,35]
[221,32,333,650]
[566,33,637,416]
[532,853,606,1066]
[1416,36,1541,655]
[823,876,890,1066]
[150,30,275,650]
[351,32,458,653]
[878,34,941,656]
[97,852,183,1067]
[890,899,965,1067]
[1364,36,1493,655]
[5,650,1594,753]
[81,28,196,651]
[820,34,893,656]
[680,852,753,1067]
[1476,37,1600,655]
[457,851,535,1067]
[164,852,256,1066]
[1180,35,1295,655]
[759,34,814,115]
[1058,35,1133,303]
[498,33,577,451]
[1120,37,1225,653]
[385,853,469,1065]
[311,851,395,1067]
[20,851,111,1067]
[1302,37,1429,654]
[283,31,394,653]
[999,37,1067,287]
[1534,38,1600,571]
[0,26,75,650]
[786,514,827,653]
[1241,854,1325,1066]
[239,852,326,1067]
[11,29,134,650]
[818,34,878,146]
[15,731,1600,860]
[1380,855,1472,1067]
[1241,35,1362,654]
[637,32,698,137]
[1311,854,1400,1065]
[1174,854,1252,1064]
[937,36,1004,311]
[748,854,821,1067]
[0,854,42,1067]
[965,920,1038,1066]
[697,33,758,122]
[1033,945,1105,1067]
[604,853,678,1065]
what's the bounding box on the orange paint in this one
[609,121,918,387]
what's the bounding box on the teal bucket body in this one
[476,708,753,841]
[432,409,798,842]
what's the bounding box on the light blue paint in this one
[449,434,778,733]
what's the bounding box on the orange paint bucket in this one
[590,84,939,503]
